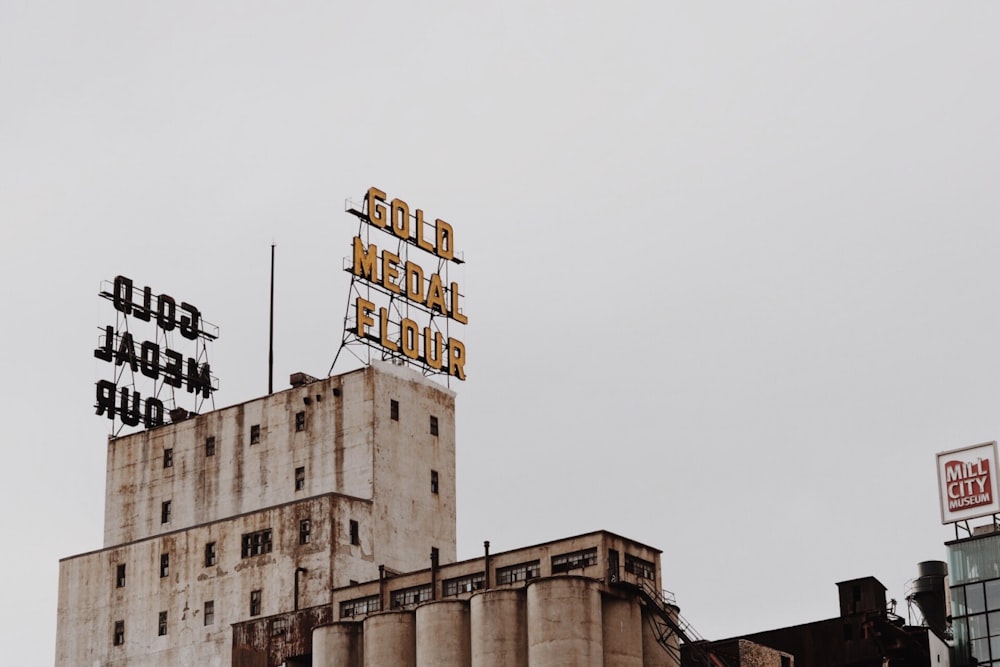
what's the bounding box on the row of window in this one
[157,400,440,471]
[338,549,653,619]
[111,594,245,646]
[114,520,361,588]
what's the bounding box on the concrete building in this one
[697,576,950,667]
[56,362,457,666]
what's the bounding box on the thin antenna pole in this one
[268,243,275,395]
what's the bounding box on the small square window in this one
[163,448,173,468]
[350,519,360,546]
[299,519,311,545]
[161,500,172,524]
[295,411,306,432]
[160,553,170,578]
[431,470,439,494]
[430,416,438,436]
[390,399,399,421]
[204,542,217,567]
[113,620,125,646]
[250,424,260,445]
[250,590,262,616]
[205,436,216,457]
[295,466,305,491]
[158,611,168,636]
[115,563,126,588]
[204,600,215,626]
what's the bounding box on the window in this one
[205,436,216,457]
[299,519,311,545]
[113,620,125,646]
[624,554,656,580]
[115,563,126,588]
[551,548,597,574]
[163,448,173,468]
[204,542,217,567]
[295,411,306,432]
[431,470,439,494]
[295,466,305,491]
[158,611,168,636]
[443,573,485,596]
[161,500,172,524]
[350,520,360,546]
[250,590,262,616]
[204,600,214,626]
[430,415,438,436]
[390,399,399,421]
[340,595,380,618]
[272,617,287,636]
[390,584,432,609]
[496,560,540,585]
[160,553,169,578]
[250,424,260,445]
[241,529,273,558]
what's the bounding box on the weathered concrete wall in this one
[58,363,459,667]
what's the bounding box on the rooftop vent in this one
[290,372,320,388]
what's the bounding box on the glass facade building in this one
[948,532,1000,665]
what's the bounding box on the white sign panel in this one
[937,441,1000,525]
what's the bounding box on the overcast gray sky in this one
[4,2,1000,662]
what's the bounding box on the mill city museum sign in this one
[937,441,1000,524]
[334,186,468,380]
[94,275,218,431]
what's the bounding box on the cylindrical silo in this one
[642,603,680,667]
[313,622,363,667]
[416,600,471,667]
[471,589,528,667]
[603,595,643,667]
[527,576,603,667]
[363,611,416,667]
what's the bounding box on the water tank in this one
[471,589,528,667]
[416,600,471,666]
[364,611,416,667]
[527,576,603,666]
[910,560,949,637]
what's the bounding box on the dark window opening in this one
[115,563,126,588]
[113,620,124,646]
[161,500,172,524]
[624,553,656,580]
[158,611,168,636]
[160,553,170,578]
[241,529,273,558]
[250,589,262,616]
[299,519,311,545]
[205,436,216,457]
[295,411,306,432]
[443,573,486,596]
[390,584,432,609]
[350,519,360,546]
[204,600,214,626]
[430,415,439,436]
[551,548,597,574]
[163,448,173,468]
[204,542,216,567]
[390,399,399,421]
[496,560,541,584]
[340,594,379,618]
[431,470,439,494]
[295,466,305,491]
[250,424,260,445]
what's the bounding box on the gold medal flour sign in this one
[342,187,467,380]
